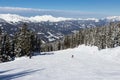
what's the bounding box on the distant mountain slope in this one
[0,14,120,42]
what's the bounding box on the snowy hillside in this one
[0,14,102,42]
[1,45,120,80]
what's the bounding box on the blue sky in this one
[0,0,120,18]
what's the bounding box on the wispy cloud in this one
[0,7,108,18]
[0,7,52,11]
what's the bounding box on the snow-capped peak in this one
[102,16,120,21]
[29,15,73,22]
[0,14,73,23]
[0,14,29,23]
[1,14,120,23]
[78,18,99,22]
[0,14,100,23]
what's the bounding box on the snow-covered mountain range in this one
[0,14,73,23]
[102,16,120,22]
[1,14,120,23]
[0,14,120,42]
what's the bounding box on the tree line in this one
[0,24,41,62]
[1,22,120,62]
[41,22,120,52]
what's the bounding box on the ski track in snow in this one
[1,45,120,80]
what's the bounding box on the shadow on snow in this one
[34,52,54,56]
[0,68,45,80]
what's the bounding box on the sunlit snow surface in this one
[1,45,120,80]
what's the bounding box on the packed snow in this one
[1,45,120,80]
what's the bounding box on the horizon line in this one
[0,6,117,18]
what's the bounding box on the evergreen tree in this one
[0,28,3,62]
[58,41,61,50]
[0,30,13,62]
[14,23,36,57]
[64,35,70,49]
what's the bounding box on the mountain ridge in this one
[1,14,120,23]
[0,14,120,42]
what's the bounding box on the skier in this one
[71,55,74,58]
[29,52,33,59]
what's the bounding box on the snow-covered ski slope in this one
[1,45,120,80]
